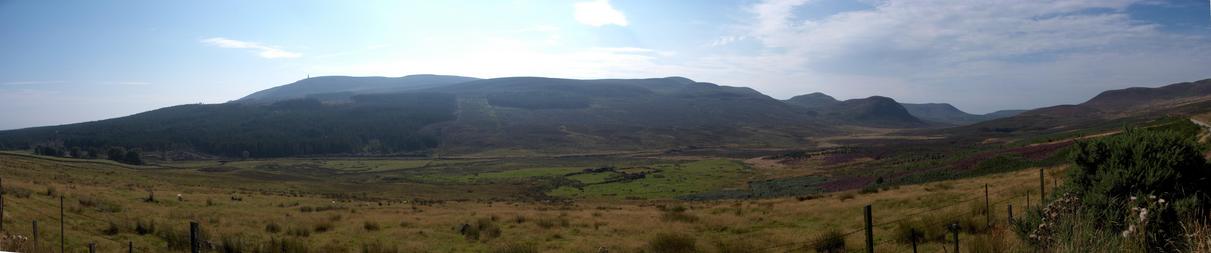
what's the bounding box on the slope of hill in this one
[238,74,479,103]
[783,94,927,127]
[784,92,839,108]
[901,103,1024,125]
[1082,79,1211,111]
[0,93,457,157]
[823,96,926,128]
[956,78,1211,136]
[984,110,1027,119]
[784,92,1016,126]
[0,76,836,157]
[421,77,834,153]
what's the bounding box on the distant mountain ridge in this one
[239,74,480,103]
[3,74,1189,158]
[0,76,837,157]
[957,78,1211,136]
[782,92,1020,126]
[901,103,1024,125]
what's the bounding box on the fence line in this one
[0,167,1062,253]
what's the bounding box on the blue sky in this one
[1,0,1209,130]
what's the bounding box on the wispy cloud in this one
[707,35,746,47]
[201,37,301,59]
[573,0,628,27]
[100,81,151,86]
[1,80,65,86]
[722,0,1211,112]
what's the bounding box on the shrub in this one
[838,193,856,201]
[313,221,334,233]
[813,230,846,253]
[361,240,397,253]
[218,233,250,253]
[265,222,282,234]
[135,219,156,235]
[647,233,697,253]
[261,237,309,253]
[893,220,927,244]
[964,230,1008,253]
[713,238,763,253]
[158,226,196,251]
[363,221,381,231]
[1066,127,1209,249]
[287,226,311,237]
[4,186,32,198]
[660,207,699,223]
[102,221,121,236]
[489,242,538,253]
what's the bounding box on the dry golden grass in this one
[0,153,1062,252]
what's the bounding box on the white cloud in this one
[726,0,1211,112]
[707,35,746,47]
[574,0,628,27]
[201,37,301,59]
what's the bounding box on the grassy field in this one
[0,151,1063,252]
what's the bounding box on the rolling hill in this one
[0,76,837,157]
[238,74,479,103]
[957,78,1211,136]
[901,103,1024,125]
[784,92,1018,126]
[784,94,927,127]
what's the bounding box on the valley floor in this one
[0,152,1061,252]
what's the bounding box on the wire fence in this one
[713,167,1061,253]
[0,167,1063,253]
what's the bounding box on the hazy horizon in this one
[2,0,1210,130]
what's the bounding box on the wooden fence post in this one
[1,177,4,232]
[32,220,38,253]
[0,177,4,233]
[60,196,65,253]
[951,223,960,253]
[1040,168,1045,206]
[89,242,96,253]
[984,184,990,225]
[864,205,874,253]
[129,241,134,253]
[188,219,198,253]
[1008,204,1014,224]
[910,228,918,253]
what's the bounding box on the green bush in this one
[1065,126,1210,250]
[647,233,697,253]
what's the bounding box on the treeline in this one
[0,93,458,158]
[32,145,143,165]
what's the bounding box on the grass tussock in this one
[489,242,538,253]
[647,233,697,253]
[812,230,846,253]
